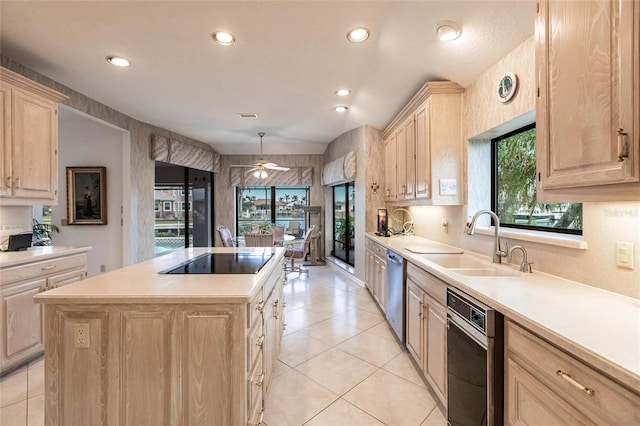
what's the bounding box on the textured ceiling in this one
[0,1,535,155]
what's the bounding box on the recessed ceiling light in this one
[212,31,236,46]
[335,106,349,112]
[106,56,130,67]
[347,27,370,43]
[434,21,462,41]
[336,89,351,96]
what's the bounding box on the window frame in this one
[491,123,582,236]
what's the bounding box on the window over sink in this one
[492,124,582,235]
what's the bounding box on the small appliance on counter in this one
[0,232,33,252]
[376,208,389,236]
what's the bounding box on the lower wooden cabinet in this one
[505,319,640,425]
[0,251,87,373]
[364,238,387,313]
[39,258,285,426]
[405,262,447,406]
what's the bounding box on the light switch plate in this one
[616,241,634,270]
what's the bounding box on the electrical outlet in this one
[616,242,634,270]
[74,323,90,348]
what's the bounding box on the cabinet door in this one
[365,248,374,291]
[377,257,386,312]
[1,278,46,364]
[0,85,10,198]
[415,100,431,199]
[48,269,85,288]
[404,117,416,200]
[384,134,397,201]
[396,126,406,198]
[11,88,58,201]
[426,296,447,405]
[537,0,639,195]
[406,280,424,366]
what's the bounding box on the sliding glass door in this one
[332,182,355,266]
[154,162,214,254]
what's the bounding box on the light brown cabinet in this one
[364,238,386,312]
[505,319,640,425]
[0,67,67,206]
[0,252,87,373]
[536,0,640,202]
[382,81,464,205]
[405,262,447,406]
[39,255,285,426]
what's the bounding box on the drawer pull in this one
[256,301,265,313]
[41,265,57,271]
[556,370,595,397]
[256,334,265,348]
[256,372,265,387]
[617,128,629,162]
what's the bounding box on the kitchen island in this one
[34,247,286,426]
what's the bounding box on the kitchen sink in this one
[450,268,519,277]
[423,254,489,269]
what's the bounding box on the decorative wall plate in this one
[497,72,517,103]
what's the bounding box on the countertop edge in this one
[365,233,640,393]
[0,246,92,269]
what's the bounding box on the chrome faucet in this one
[465,209,507,263]
[508,245,533,273]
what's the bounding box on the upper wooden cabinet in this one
[383,81,464,205]
[536,0,640,202]
[0,67,68,206]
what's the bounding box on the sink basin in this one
[450,268,519,277]
[423,254,489,269]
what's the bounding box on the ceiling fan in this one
[232,132,290,178]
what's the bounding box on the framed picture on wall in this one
[66,166,107,225]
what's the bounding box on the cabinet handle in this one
[555,370,595,397]
[41,265,57,271]
[5,176,10,188]
[617,128,629,162]
[255,372,265,387]
[14,177,19,188]
[256,301,265,313]
[418,301,423,318]
[256,334,265,348]
[386,188,390,197]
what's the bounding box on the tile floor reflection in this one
[0,263,447,426]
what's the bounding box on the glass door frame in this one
[332,182,355,266]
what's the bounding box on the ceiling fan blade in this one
[230,164,255,168]
[265,165,290,171]
[246,167,259,173]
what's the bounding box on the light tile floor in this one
[0,263,447,426]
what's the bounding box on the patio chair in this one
[217,225,236,247]
[286,221,301,238]
[273,224,285,246]
[284,225,315,277]
[244,232,275,247]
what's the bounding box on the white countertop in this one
[0,246,92,268]
[366,233,640,392]
[34,247,285,305]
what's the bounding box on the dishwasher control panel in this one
[447,289,487,334]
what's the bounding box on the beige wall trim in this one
[321,151,356,186]
[229,166,313,187]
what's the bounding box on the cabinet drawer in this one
[506,320,640,425]
[247,291,264,328]
[406,262,447,306]
[247,354,264,420]
[247,319,264,372]
[1,253,87,286]
[47,269,85,289]
[373,243,386,260]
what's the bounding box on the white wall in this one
[51,108,126,277]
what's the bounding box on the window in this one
[163,201,172,212]
[154,201,160,212]
[492,124,582,234]
[332,182,355,266]
[236,186,309,237]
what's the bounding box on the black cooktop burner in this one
[160,252,274,275]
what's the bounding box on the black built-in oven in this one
[447,288,503,426]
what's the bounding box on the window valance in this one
[151,135,220,173]
[321,151,356,185]
[230,167,313,187]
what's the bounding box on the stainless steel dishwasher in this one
[447,288,504,426]
[385,249,405,343]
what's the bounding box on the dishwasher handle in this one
[387,252,402,265]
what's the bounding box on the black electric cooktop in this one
[160,252,274,275]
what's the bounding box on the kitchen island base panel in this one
[43,303,245,426]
